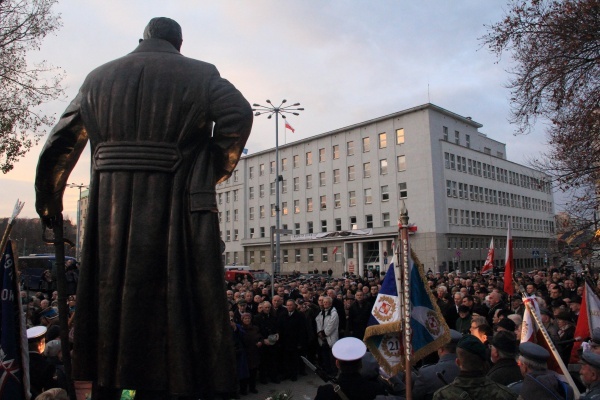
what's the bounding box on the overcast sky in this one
[1,0,554,220]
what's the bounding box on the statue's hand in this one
[41,215,57,230]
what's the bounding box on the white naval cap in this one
[27,326,47,341]
[332,337,367,361]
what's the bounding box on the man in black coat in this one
[347,291,372,340]
[278,300,308,381]
[487,331,522,387]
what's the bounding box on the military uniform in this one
[582,381,600,400]
[580,351,600,399]
[433,373,517,399]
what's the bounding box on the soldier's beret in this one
[519,342,550,363]
[491,330,518,354]
[332,337,367,361]
[457,334,487,360]
[581,351,600,369]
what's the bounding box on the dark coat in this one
[347,300,372,340]
[487,358,522,387]
[519,370,575,400]
[278,310,308,350]
[240,323,262,370]
[314,371,386,400]
[35,38,252,396]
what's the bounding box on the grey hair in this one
[143,17,182,50]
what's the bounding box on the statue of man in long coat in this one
[35,17,253,400]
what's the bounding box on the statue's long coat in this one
[35,38,252,397]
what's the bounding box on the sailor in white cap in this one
[27,326,59,398]
[314,337,386,400]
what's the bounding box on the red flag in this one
[503,220,514,295]
[571,283,590,363]
[481,238,494,274]
[332,246,338,255]
[285,121,295,132]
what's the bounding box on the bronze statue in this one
[35,17,253,400]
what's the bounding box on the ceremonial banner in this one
[364,250,450,376]
[481,238,494,274]
[0,240,27,400]
[571,281,600,362]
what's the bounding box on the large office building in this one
[217,103,555,277]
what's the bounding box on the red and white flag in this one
[571,281,600,362]
[285,121,295,132]
[332,246,338,255]
[481,238,494,274]
[503,220,514,295]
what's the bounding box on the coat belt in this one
[93,141,182,172]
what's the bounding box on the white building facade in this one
[217,104,555,276]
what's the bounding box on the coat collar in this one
[131,38,182,56]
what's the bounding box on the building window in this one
[399,182,407,198]
[259,184,265,198]
[260,251,266,263]
[381,185,389,201]
[397,155,406,171]
[334,193,341,208]
[350,216,357,230]
[234,209,238,221]
[466,134,470,148]
[294,200,300,214]
[218,193,222,204]
[306,174,312,189]
[321,248,328,262]
[260,205,265,218]
[349,191,356,206]
[335,218,342,231]
[308,248,314,262]
[234,229,238,241]
[293,155,299,168]
[307,221,313,233]
[363,162,371,178]
[380,159,388,175]
[294,177,299,191]
[282,202,288,215]
[396,128,405,144]
[378,132,387,148]
[320,195,327,210]
[260,227,265,237]
[321,220,327,232]
[249,227,254,238]
[319,148,325,162]
[249,187,254,199]
[233,170,238,182]
[226,210,230,222]
[233,189,239,202]
[283,250,289,263]
[333,145,340,159]
[294,223,300,234]
[455,130,459,144]
[362,137,370,153]
[259,163,265,176]
[282,179,287,193]
[249,207,254,220]
[270,161,275,174]
[270,182,275,196]
[271,204,275,217]
[249,166,254,179]
[366,214,373,228]
[281,158,287,171]
[484,147,491,155]
[347,166,355,181]
[306,151,312,165]
[333,169,340,184]
[307,198,313,212]
[295,249,301,262]
[225,230,231,241]
[347,141,355,156]
[382,212,390,227]
[364,188,372,204]
[218,212,222,223]
[443,126,448,141]
[319,172,326,186]
[226,192,230,203]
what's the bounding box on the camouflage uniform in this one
[433,373,517,400]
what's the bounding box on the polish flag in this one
[285,121,295,132]
[503,220,514,295]
[481,238,494,274]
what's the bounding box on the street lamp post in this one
[68,183,89,260]
[252,100,303,297]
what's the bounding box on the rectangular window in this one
[260,227,265,237]
[249,187,254,199]
[234,209,238,221]
[218,193,222,205]
[399,182,407,198]
[321,248,328,262]
[294,223,300,234]
[381,185,389,201]
[365,214,373,229]
[397,155,406,171]
[270,182,275,196]
[260,205,265,218]
[319,148,325,162]
[362,137,370,153]
[335,218,342,231]
[349,191,356,207]
[270,161,275,174]
[350,216,357,230]
[306,151,312,165]
[319,171,326,186]
[396,128,405,144]
[347,141,355,156]
[333,169,340,184]
[226,210,230,222]
[249,227,254,238]
[281,158,287,171]
[378,132,387,148]
[466,134,470,148]
[233,170,239,182]
[259,184,265,198]
[271,204,275,217]
[363,162,371,178]
[281,179,287,193]
[308,248,314,262]
[249,166,254,179]
[347,166,355,180]
[259,164,265,176]
[225,230,231,241]
[380,159,388,175]
[282,202,288,215]
[333,145,340,159]
[449,154,455,170]
[307,198,313,212]
[382,212,390,227]
[225,192,230,203]
[249,207,254,220]
[293,155,299,168]
[307,221,313,233]
[293,177,299,191]
[443,126,448,141]
[234,229,239,241]
[321,220,327,233]
[306,174,312,189]
[260,251,266,263]
[283,250,288,263]
[320,195,327,210]
[334,193,341,208]
[364,188,372,204]
[294,200,300,214]
[295,249,301,263]
[455,130,460,144]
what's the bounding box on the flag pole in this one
[0,200,25,255]
[399,201,412,399]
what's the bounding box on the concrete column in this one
[358,242,364,277]
[378,240,384,273]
